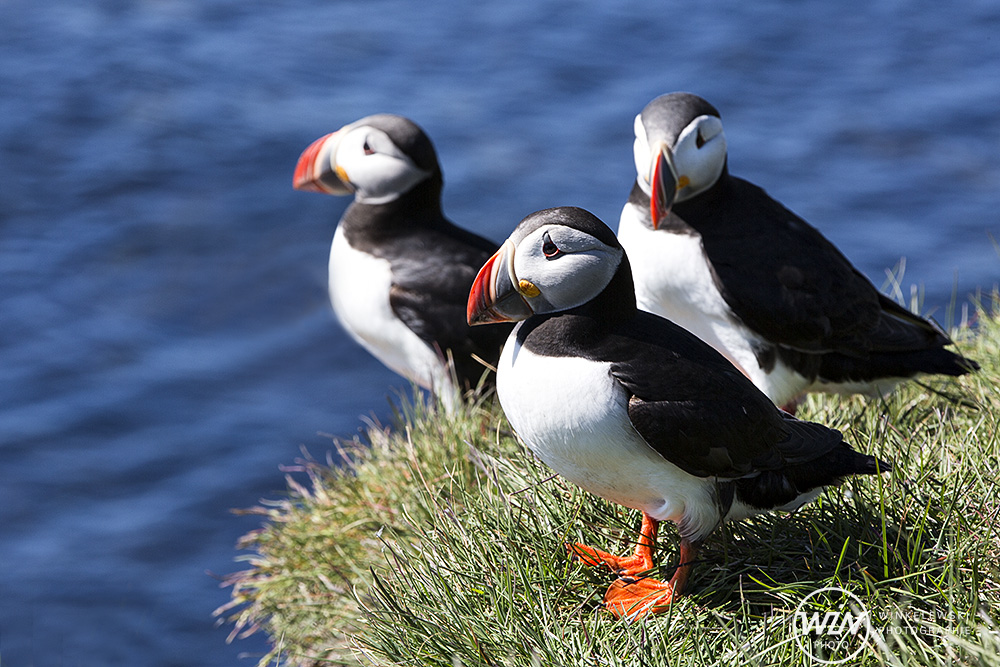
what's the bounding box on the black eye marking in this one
[695,130,706,149]
[363,139,375,155]
[542,232,562,258]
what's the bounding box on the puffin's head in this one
[293,114,439,204]
[467,207,625,325]
[632,92,727,228]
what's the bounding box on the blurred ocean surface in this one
[1,0,998,664]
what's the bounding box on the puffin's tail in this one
[815,296,981,383]
[817,346,979,385]
[733,437,890,512]
[811,444,892,479]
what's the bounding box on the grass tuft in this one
[220,294,1000,666]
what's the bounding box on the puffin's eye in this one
[695,130,706,149]
[542,232,561,258]
[363,139,375,155]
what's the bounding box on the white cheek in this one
[511,226,623,314]
[539,258,595,309]
[633,115,652,190]
[672,116,726,194]
[531,254,619,311]
[336,131,429,204]
[349,154,426,204]
[633,112,646,146]
[675,135,727,200]
[633,136,651,191]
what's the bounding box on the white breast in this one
[328,226,457,405]
[496,327,721,540]
[617,203,809,407]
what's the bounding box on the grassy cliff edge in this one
[220,297,1000,666]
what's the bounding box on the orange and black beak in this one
[467,241,535,325]
[293,130,354,195]
[649,142,677,230]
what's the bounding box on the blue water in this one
[1,1,998,665]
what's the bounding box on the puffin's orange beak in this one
[467,241,534,325]
[293,131,353,195]
[649,143,677,230]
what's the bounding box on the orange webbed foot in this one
[603,576,676,619]
[567,516,698,621]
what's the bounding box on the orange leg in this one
[567,513,658,576]
[567,513,698,619]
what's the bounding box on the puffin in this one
[467,206,890,619]
[293,114,511,410]
[618,92,978,411]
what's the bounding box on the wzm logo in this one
[792,586,873,664]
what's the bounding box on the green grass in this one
[219,295,1000,666]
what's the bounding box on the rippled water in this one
[1,1,998,664]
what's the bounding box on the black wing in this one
[678,177,949,356]
[386,220,511,386]
[538,311,846,479]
